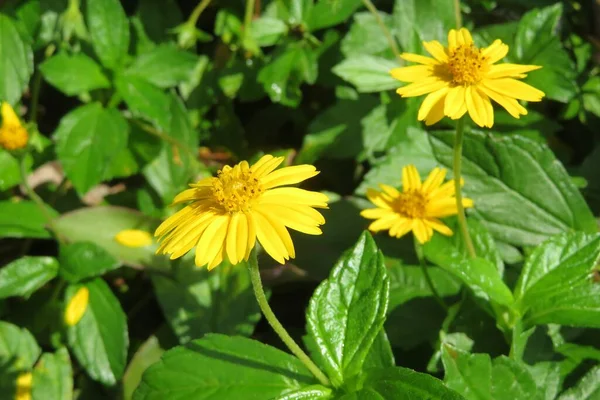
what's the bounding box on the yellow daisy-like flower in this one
[64,286,89,326]
[390,28,545,128]
[114,229,153,248]
[0,102,28,151]
[361,165,474,244]
[155,155,329,269]
[15,372,33,400]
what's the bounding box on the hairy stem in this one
[453,118,476,258]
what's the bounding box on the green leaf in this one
[582,76,600,118]
[273,385,333,399]
[86,0,129,69]
[133,334,318,400]
[341,11,395,58]
[123,335,166,400]
[151,260,261,344]
[115,75,171,130]
[0,256,58,299]
[66,279,128,386]
[137,0,183,43]
[53,206,157,267]
[332,55,398,93]
[362,330,395,370]
[0,201,57,239]
[491,357,537,400]
[54,103,129,195]
[32,348,73,400]
[0,150,21,190]
[346,367,465,399]
[257,45,310,107]
[250,17,288,47]
[125,45,199,88]
[558,365,600,400]
[513,3,576,103]
[0,321,40,371]
[423,234,513,307]
[392,0,454,53]
[59,242,120,283]
[528,362,560,400]
[0,14,33,105]
[306,231,390,387]
[359,129,597,247]
[515,232,600,328]
[39,53,110,96]
[306,0,362,31]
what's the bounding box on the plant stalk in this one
[248,251,330,387]
[361,0,401,60]
[453,118,476,258]
[453,0,462,29]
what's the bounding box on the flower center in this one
[0,126,28,151]
[392,190,427,218]
[446,44,488,85]
[212,166,263,213]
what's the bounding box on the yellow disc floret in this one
[212,162,264,213]
[447,44,489,85]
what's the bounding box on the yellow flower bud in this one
[0,102,28,151]
[15,372,32,400]
[114,229,153,248]
[64,287,89,326]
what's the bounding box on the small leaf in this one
[392,0,454,53]
[0,321,40,372]
[86,0,129,69]
[307,0,362,31]
[341,12,395,58]
[332,55,399,93]
[32,348,73,400]
[66,279,128,386]
[54,103,129,195]
[442,345,492,399]
[0,14,33,105]
[59,242,120,283]
[0,256,58,299]
[558,365,600,400]
[125,44,199,88]
[273,385,333,400]
[306,231,390,387]
[0,201,57,239]
[528,362,560,400]
[0,150,21,190]
[251,17,288,47]
[115,75,171,130]
[39,53,110,96]
[133,334,318,399]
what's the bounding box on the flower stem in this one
[414,238,447,310]
[453,118,476,258]
[243,0,256,42]
[453,0,462,29]
[361,0,401,60]
[247,251,331,387]
[189,0,212,27]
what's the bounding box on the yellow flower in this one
[15,372,32,400]
[361,165,473,244]
[64,287,89,326]
[0,102,28,151]
[114,229,153,248]
[390,28,545,128]
[155,155,329,269]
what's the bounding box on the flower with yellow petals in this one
[15,372,32,400]
[64,287,89,326]
[0,102,28,151]
[155,155,329,269]
[361,165,473,244]
[390,28,545,128]
[114,229,153,248]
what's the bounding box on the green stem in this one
[453,118,476,258]
[414,238,447,310]
[453,0,462,29]
[248,251,331,387]
[361,0,401,60]
[243,0,256,42]
[189,0,212,26]
[130,118,197,161]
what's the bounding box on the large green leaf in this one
[332,55,398,93]
[515,232,600,328]
[39,52,110,96]
[0,321,40,371]
[66,279,128,386]
[341,11,395,58]
[133,334,318,400]
[53,206,157,267]
[306,231,390,387]
[558,365,600,400]
[0,256,58,299]
[0,150,21,190]
[340,367,465,399]
[151,260,261,344]
[125,45,199,88]
[274,385,333,399]
[54,103,129,195]
[392,0,454,53]
[0,201,57,239]
[306,0,362,32]
[0,14,33,105]
[115,75,171,130]
[359,129,596,247]
[59,242,120,283]
[32,348,73,400]
[86,0,129,69]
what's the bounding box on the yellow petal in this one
[418,87,449,121]
[400,53,438,65]
[194,215,229,268]
[465,86,487,128]
[379,183,400,197]
[482,78,545,102]
[259,204,323,235]
[226,212,242,264]
[368,214,398,232]
[389,217,412,238]
[423,40,448,62]
[114,229,153,248]
[366,188,392,209]
[422,168,447,193]
[402,165,422,191]
[261,165,319,189]
[448,29,458,50]
[254,211,288,264]
[251,155,285,177]
[259,210,295,259]
[482,39,509,64]
[361,208,395,219]
[245,211,257,260]
[412,219,433,244]
[424,94,447,126]
[260,187,329,208]
[425,218,453,236]
[396,79,448,97]
[1,102,22,128]
[390,65,434,82]
[486,64,542,79]
[458,28,473,46]
[65,287,89,326]
[479,89,495,128]
[444,85,466,119]
[478,85,527,118]
[15,372,33,400]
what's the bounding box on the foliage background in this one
[2,0,600,398]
